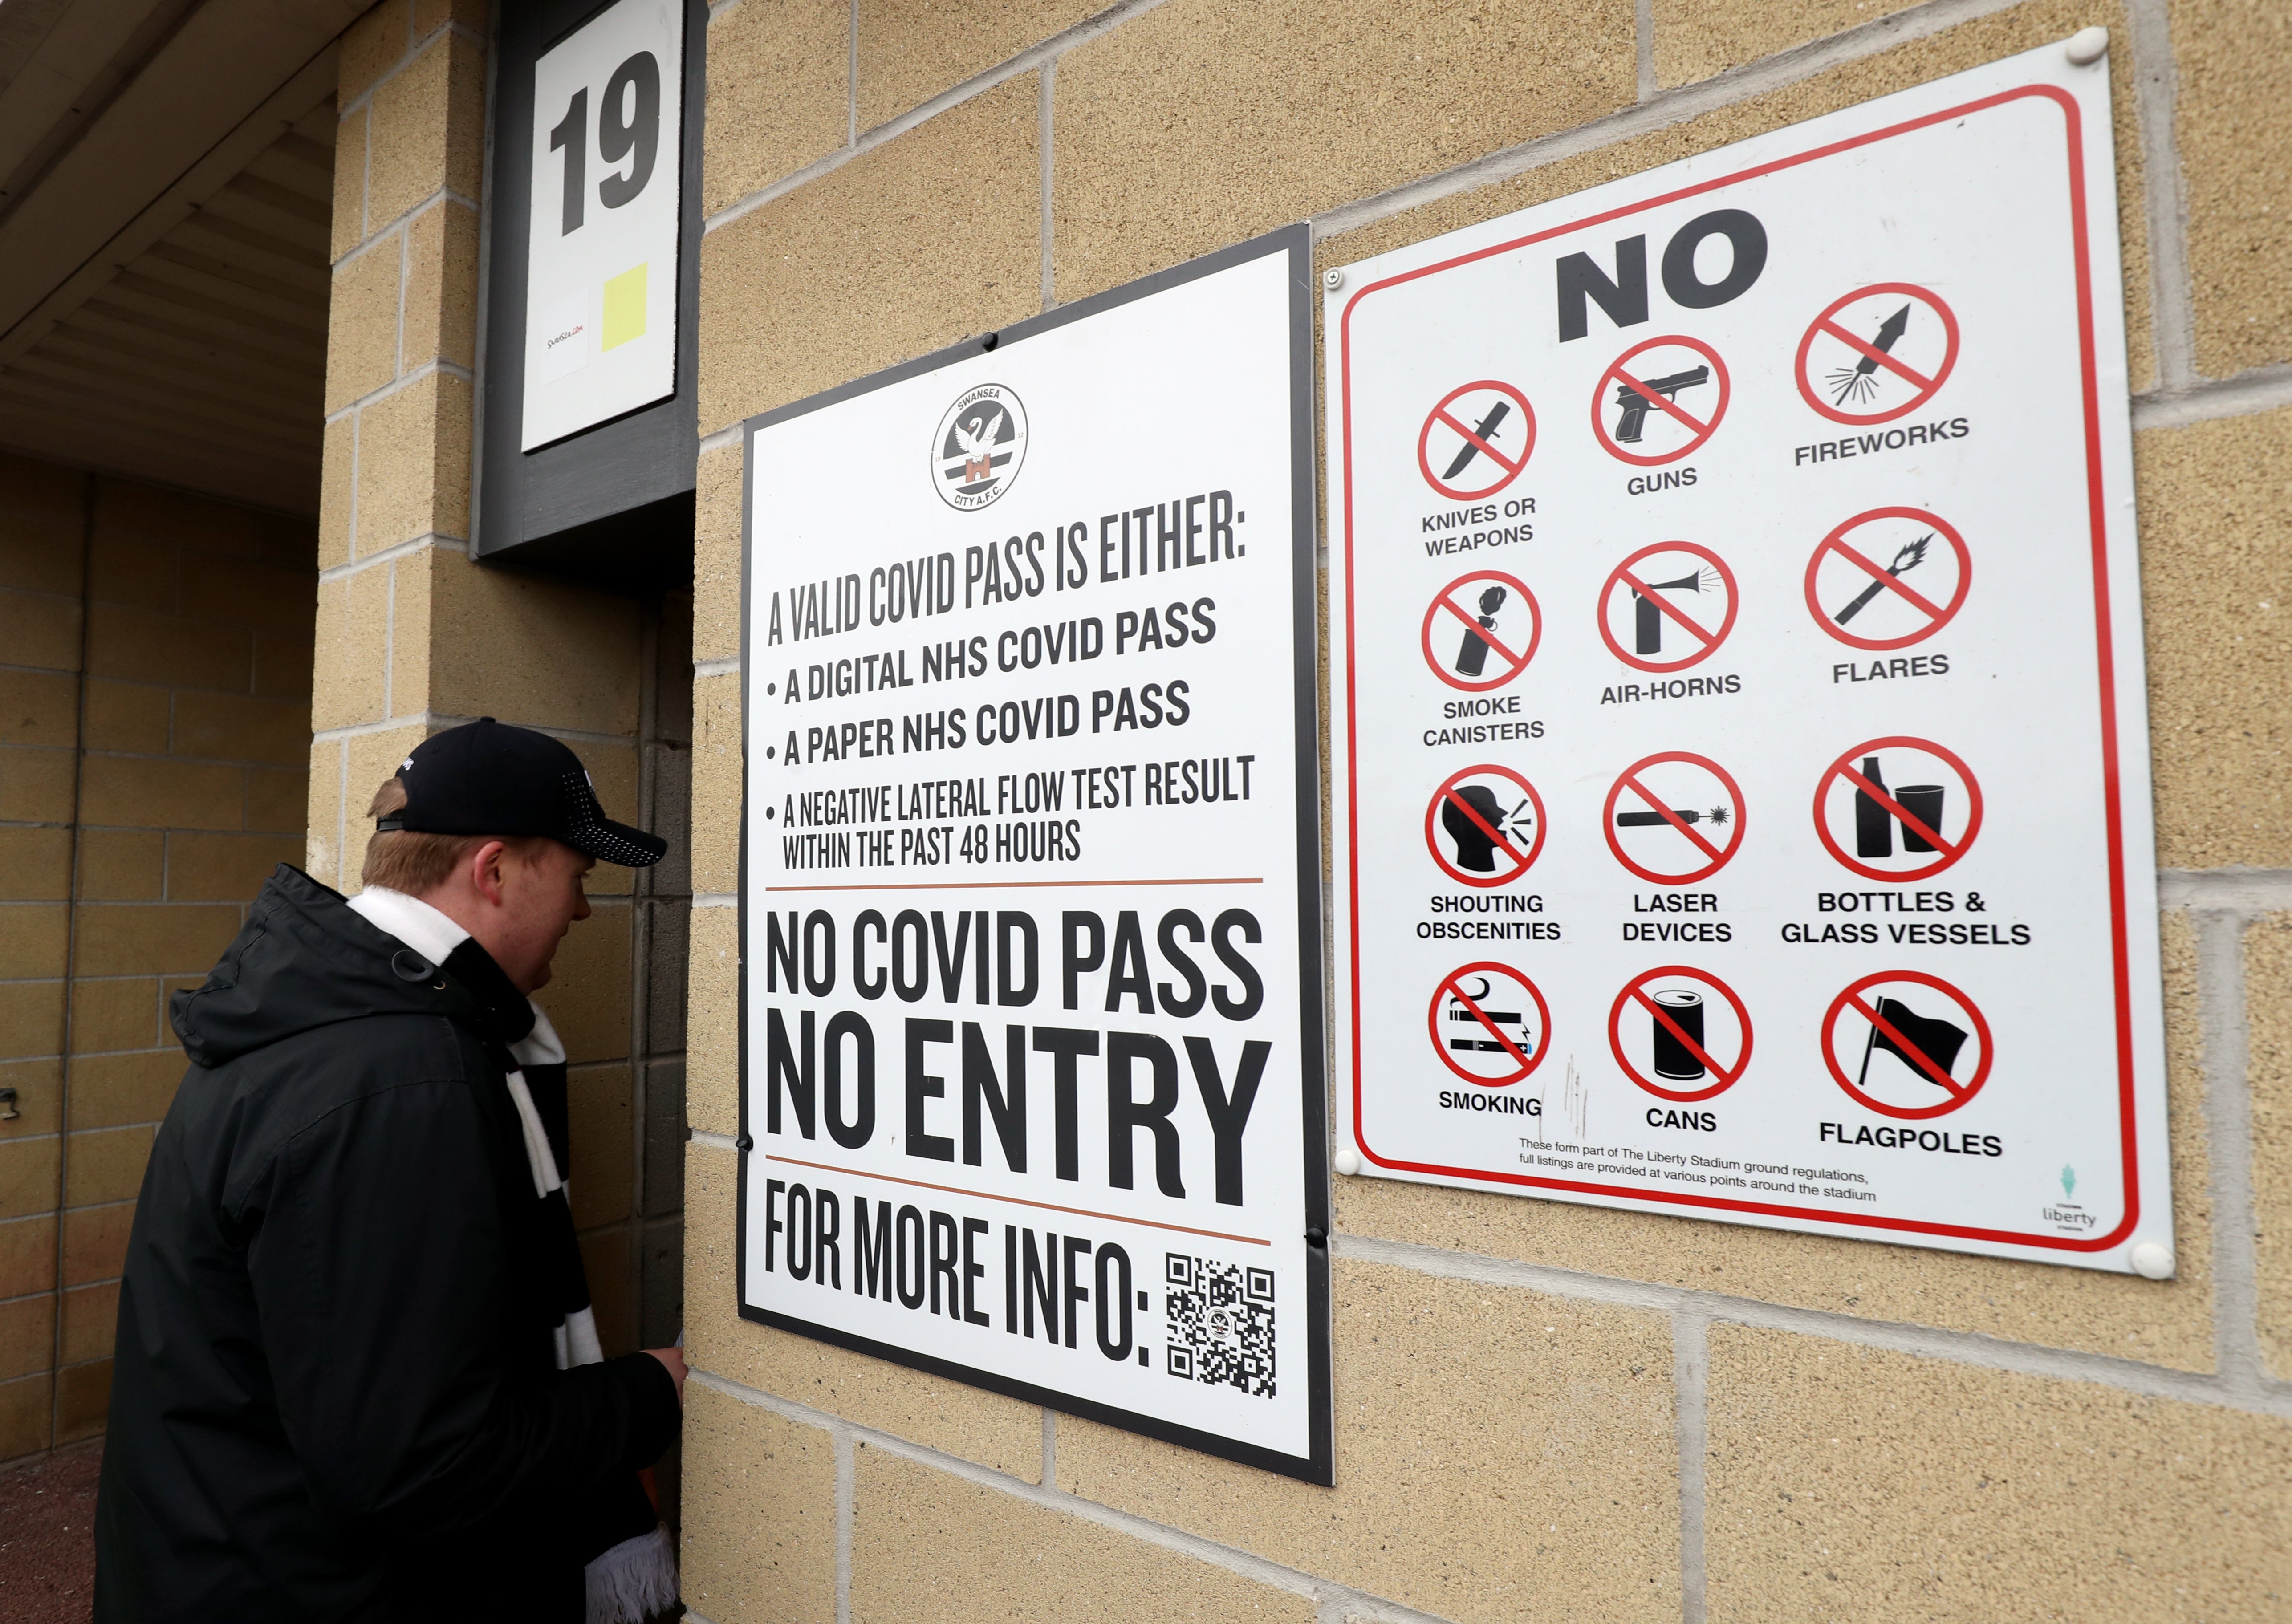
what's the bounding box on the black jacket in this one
[94,867,679,1623]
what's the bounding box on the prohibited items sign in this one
[1422,571,1541,691]
[1592,335,1729,465]
[1604,751,1746,885]
[1814,736,1982,882]
[1429,964,1550,1085]
[1805,507,1970,650]
[1425,766,1545,887]
[1418,381,1536,502]
[1608,966,1752,1104]
[1599,542,1739,671]
[1822,970,1992,1118]
[1795,283,1959,426]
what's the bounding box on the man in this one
[96,719,686,1623]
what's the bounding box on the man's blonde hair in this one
[360,777,545,895]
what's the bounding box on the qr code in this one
[1163,1255,1275,1398]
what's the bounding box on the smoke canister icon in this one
[1651,988,1707,1080]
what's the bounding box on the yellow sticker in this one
[601,264,647,350]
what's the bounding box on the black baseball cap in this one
[379,718,667,867]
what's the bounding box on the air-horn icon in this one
[1633,565,1718,655]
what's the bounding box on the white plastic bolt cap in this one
[1323,267,1345,292]
[2129,1240,2174,1279]
[1333,1148,1362,1177]
[2065,26,2109,65]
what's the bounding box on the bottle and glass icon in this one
[1853,754,1946,858]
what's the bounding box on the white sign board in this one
[1328,45,2173,1272]
[740,231,1331,1480]
[521,0,682,450]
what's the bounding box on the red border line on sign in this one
[1816,317,1937,391]
[1824,538,1950,621]
[1619,771,1724,863]
[1832,759,1959,860]
[1338,81,2141,1253]
[1844,992,1967,1096]
[1630,984,1740,1084]
[1615,566,1719,649]
[766,1153,1272,1246]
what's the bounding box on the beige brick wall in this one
[676,1,2292,1620]
[0,451,316,1461]
[319,0,691,1374]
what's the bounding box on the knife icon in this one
[1440,400,1512,480]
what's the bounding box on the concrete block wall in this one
[0,452,315,1461]
[679,1,2292,1620]
[317,0,690,1367]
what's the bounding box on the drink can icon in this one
[1651,988,1706,1080]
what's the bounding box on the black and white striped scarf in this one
[348,887,677,1624]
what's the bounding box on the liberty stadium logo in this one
[932,383,1028,510]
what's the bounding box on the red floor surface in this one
[0,1440,99,1624]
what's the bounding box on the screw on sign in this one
[1417,381,1536,502]
[1425,766,1546,888]
[1590,335,1730,466]
[1804,507,1971,650]
[1794,283,1960,426]
[1607,966,1752,1104]
[1428,964,1551,1085]
[1598,541,1739,672]
[1813,736,1983,883]
[1602,751,1747,886]
[1420,571,1542,693]
[1822,970,1992,1119]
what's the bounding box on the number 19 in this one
[547,50,661,236]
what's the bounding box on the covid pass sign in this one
[1326,44,2174,1274]
[740,229,1331,1482]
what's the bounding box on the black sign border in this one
[474,0,707,584]
[736,224,1331,1486]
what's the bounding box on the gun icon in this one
[1612,366,1709,443]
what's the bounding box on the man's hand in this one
[644,1345,687,1401]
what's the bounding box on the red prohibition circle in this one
[1804,507,1972,651]
[1607,965,1753,1104]
[1427,962,1552,1087]
[1821,969,1993,1119]
[1597,541,1739,673]
[1417,381,1536,502]
[1602,751,1747,886]
[1589,335,1730,467]
[1794,282,1961,426]
[1424,765,1547,888]
[1421,571,1542,693]
[1812,735,1983,883]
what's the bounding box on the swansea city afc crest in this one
[932,383,1028,510]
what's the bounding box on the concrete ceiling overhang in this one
[0,0,371,515]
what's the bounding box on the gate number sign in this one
[521,0,684,450]
[1326,45,2172,1271]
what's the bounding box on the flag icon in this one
[1860,995,1970,1091]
